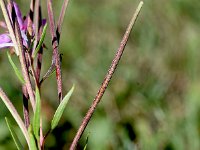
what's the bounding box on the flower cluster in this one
[0,2,46,51]
[0,2,28,50]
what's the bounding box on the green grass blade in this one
[7,52,25,84]
[51,85,74,130]
[0,87,30,148]
[28,125,37,150]
[33,87,41,140]
[33,24,47,58]
[5,117,24,150]
[83,133,89,150]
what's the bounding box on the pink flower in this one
[0,34,14,48]
[0,1,46,51]
[0,2,28,50]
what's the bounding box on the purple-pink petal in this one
[0,34,13,49]
[13,2,23,29]
[22,16,28,30]
[7,2,23,29]
[0,43,14,49]
[1,1,46,51]
[0,34,11,44]
[0,21,7,29]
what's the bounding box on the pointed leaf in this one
[83,133,89,150]
[51,85,74,130]
[5,117,24,150]
[7,52,25,84]
[33,86,41,140]
[28,125,37,150]
[0,87,30,148]
[33,23,47,58]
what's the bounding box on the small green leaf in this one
[51,85,74,130]
[28,125,37,150]
[33,24,47,58]
[83,133,90,150]
[5,117,24,150]
[33,87,41,140]
[7,52,25,84]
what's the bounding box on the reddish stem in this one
[70,1,143,149]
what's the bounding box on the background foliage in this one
[0,0,200,149]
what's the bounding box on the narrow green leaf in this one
[33,86,41,140]
[7,52,25,84]
[0,87,30,148]
[5,117,24,150]
[83,133,90,150]
[51,85,74,130]
[33,24,47,58]
[28,125,37,150]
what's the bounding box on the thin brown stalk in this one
[42,0,69,85]
[47,0,63,102]
[31,0,40,55]
[27,0,35,36]
[27,52,38,86]
[35,47,43,85]
[22,85,30,129]
[57,0,70,42]
[35,7,44,86]
[8,0,36,111]
[16,18,36,112]
[70,1,144,149]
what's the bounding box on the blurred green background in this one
[1,0,200,149]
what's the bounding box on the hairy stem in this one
[47,0,63,102]
[70,1,144,149]
[32,0,40,55]
[8,0,36,111]
[22,85,30,129]
[56,0,70,42]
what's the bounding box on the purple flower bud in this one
[42,19,47,26]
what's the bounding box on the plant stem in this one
[12,3,36,111]
[5,0,36,111]
[70,1,143,149]
[32,0,40,55]
[57,0,70,42]
[47,0,63,102]
[22,85,30,129]
[27,0,35,36]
